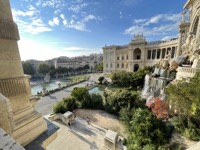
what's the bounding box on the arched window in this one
[152,49,156,59]
[126,63,128,68]
[171,47,176,58]
[162,48,166,59]
[157,49,161,59]
[106,63,108,68]
[134,64,139,72]
[110,63,113,68]
[122,56,124,60]
[147,50,151,59]
[133,48,141,60]
[117,63,119,68]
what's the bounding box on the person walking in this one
[86,117,90,124]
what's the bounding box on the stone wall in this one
[0,94,14,135]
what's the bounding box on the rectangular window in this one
[147,50,151,59]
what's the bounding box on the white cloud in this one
[124,13,181,37]
[144,15,163,25]
[161,36,175,41]
[133,19,147,24]
[82,14,100,22]
[67,21,88,31]
[70,19,75,25]
[121,0,139,6]
[48,17,59,26]
[120,11,123,19]
[68,3,88,13]
[60,14,65,20]
[17,18,52,34]
[12,9,36,17]
[36,0,65,8]
[53,17,59,25]
[63,19,67,25]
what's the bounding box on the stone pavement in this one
[46,116,107,150]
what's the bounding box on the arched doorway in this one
[133,64,139,72]
[133,48,141,60]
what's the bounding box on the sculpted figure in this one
[181,33,193,55]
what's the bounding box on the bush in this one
[53,101,68,114]
[126,108,172,149]
[53,97,78,114]
[90,93,103,109]
[98,76,105,84]
[105,90,143,115]
[71,87,89,101]
[172,116,200,141]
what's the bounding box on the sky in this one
[10,0,187,61]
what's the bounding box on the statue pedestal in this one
[192,59,200,68]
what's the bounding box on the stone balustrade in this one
[0,75,31,98]
[176,67,200,80]
[0,19,20,40]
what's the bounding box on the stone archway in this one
[133,48,141,60]
[133,64,139,72]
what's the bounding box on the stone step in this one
[13,106,34,121]
[14,111,41,130]
[12,117,47,146]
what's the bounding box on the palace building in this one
[103,0,200,75]
[103,35,178,73]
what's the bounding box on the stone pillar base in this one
[12,106,47,146]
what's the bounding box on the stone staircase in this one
[12,106,47,146]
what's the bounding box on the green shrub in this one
[98,76,105,84]
[90,93,103,109]
[53,101,67,114]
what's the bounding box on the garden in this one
[52,67,200,150]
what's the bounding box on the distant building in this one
[103,34,178,73]
[55,57,81,69]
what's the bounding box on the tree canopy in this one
[22,61,35,75]
[39,63,50,75]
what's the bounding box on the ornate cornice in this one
[184,0,195,9]
[0,19,20,40]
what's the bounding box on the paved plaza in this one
[46,116,107,150]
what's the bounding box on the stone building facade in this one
[103,35,178,73]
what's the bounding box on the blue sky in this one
[10,0,187,60]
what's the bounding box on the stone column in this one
[0,0,47,146]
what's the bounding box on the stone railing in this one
[176,67,200,80]
[0,75,31,97]
[0,19,20,40]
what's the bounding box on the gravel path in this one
[76,109,127,138]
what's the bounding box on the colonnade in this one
[147,46,177,60]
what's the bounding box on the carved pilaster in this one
[0,19,20,40]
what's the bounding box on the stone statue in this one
[181,33,193,55]
[165,50,172,61]
[169,60,179,70]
